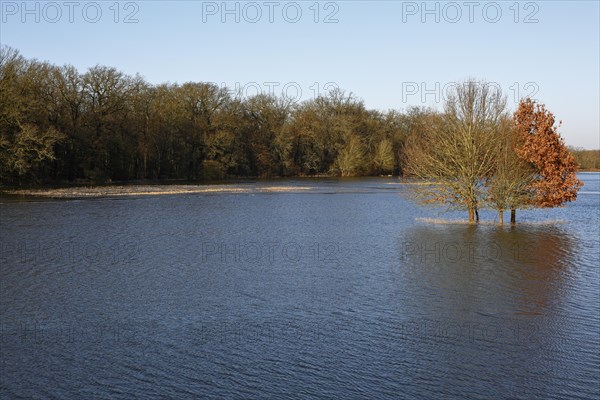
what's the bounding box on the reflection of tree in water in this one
[397,223,578,318]
[488,224,578,316]
[395,223,590,400]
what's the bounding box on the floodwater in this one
[1,174,599,399]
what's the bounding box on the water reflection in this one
[395,223,587,399]
[398,223,578,318]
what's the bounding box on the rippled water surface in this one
[1,174,599,399]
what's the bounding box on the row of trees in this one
[1,45,423,184]
[405,81,583,223]
[0,46,587,223]
[570,148,600,170]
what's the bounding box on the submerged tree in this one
[486,117,535,224]
[511,98,583,222]
[404,80,506,223]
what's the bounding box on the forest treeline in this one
[570,149,600,170]
[0,46,428,185]
[1,46,597,188]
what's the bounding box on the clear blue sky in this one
[1,0,598,148]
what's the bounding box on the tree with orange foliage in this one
[511,98,583,222]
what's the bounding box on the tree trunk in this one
[143,152,147,179]
[510,209,516,224]
[475,208,480,222]
[499,211,504,224]
[468,207,475,223]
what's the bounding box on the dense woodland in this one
[570,149,600,170]
[0,46,425,185]
[1,46,597,188]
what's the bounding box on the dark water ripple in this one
[1,175,599,399]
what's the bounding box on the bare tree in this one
[486,117,535,223]
[372,138,395,175]
[404,80,507,222]
[1,124,64,177]
[333,133,365,176]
